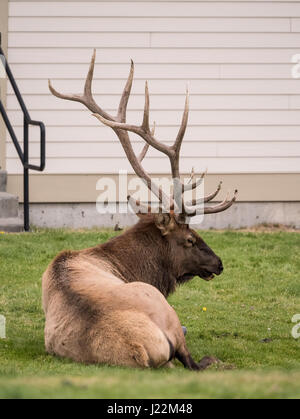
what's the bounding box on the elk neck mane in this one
[87,217,177,297]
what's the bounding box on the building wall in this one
[4,0,300,203]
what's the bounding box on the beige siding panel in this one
[291,18,300,32]
[8,48,300,64]
[8,125,300,143]
[9,32,300,49]
[217,141,300,157]
[9,17,291,32]
[7,173,300,204]
[6,94,290,111]
[7,109,300,126]
[6,156,300,174]
[8,63,220,79]
[220,64,292,79]
[9,2,300,17]
[9,62,292,80]
[7,79,300,95]
[289,96,300,109]
[6,141,218,158]
[6,141,300,159]
[152,33,300,48]
[8,32,150,48]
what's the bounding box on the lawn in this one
[0,228,300,399]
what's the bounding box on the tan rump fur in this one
[42,251,188,368]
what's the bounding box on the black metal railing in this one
[0,33,45,231]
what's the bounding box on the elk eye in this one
[187,237,195,246]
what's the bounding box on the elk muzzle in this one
[199,256,223,281]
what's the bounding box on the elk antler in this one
[49,51,172,211]
[49,49,238,218]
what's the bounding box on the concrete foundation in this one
[0,171,23,232]
[19,202,300,230]
[0,170,6,192]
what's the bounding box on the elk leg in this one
[175,343,201,371]
[176,352,200,371]
[176,344,219,371]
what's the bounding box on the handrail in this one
[0,33,46,231]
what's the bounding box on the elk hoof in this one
[198,355,220,370]
[182,325,187,336]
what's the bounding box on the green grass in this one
[0,228,300,399]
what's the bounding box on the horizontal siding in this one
[8,32,150,48]
[6,63,294,79]
[6,141,300,158]
[7,109,300,126]
[8,48,300,64]
[8,32,300,48]
[6,157,300,174]
[7,79,300,94]
[151,33,300,48]
[9,2,300,17]
[9,17,291,32]
[6,94,293,110]
[291,18,300,32]
[5,63,223,79]
[7,1,300,175]
[7,125,300,142]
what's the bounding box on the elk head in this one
[49,50,237,289]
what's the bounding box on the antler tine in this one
[138,143,149,163]
[184,169,207,191]
[204,180,222,203]
[185,181,222,206]
[117,59,134,123]
[138,122,155,163]
[151,121,156,136]
[183,189,238,216]
[171,87,189,178]
[83,48,96,98]
[48,80,82,103]
[127,195,152,214]
[142,81,150,132]
[187,167,195,184]
[175,87,189,150]
[204,189,238,214]
[49,49,112,120]
[127,195,164,214]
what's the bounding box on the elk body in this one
[43,50,237,370]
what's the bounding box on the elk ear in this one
[153,213,175,236]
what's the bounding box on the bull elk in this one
[43,50,237,370]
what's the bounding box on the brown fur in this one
[42,214,223,369]
[87,214,223,297]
